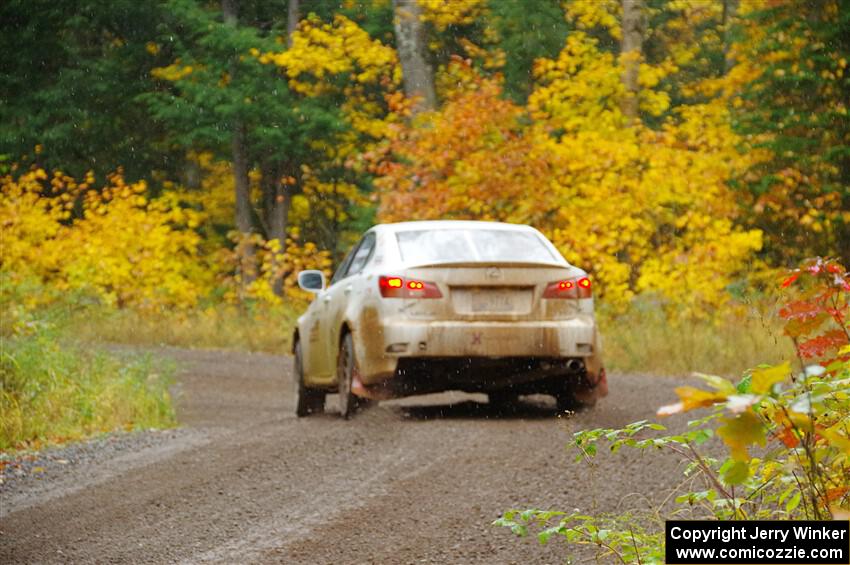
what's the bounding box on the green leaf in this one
[722,460,750,485]
[692,429,714,445]
[538,526,562,545]
[520,509,537,522]
[785,491,801,514]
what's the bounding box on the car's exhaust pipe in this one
[566,359,584,372]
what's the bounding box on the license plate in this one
[453,288,532,314]
[471,290,515,312]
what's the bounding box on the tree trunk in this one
[221,0,237,26]
[287,0,299,47]
[260,0,299,296]
[232,124,256,286]
[182,155,201,190]
[222,0,256,288]
[261,162,292,297]
[392,0,436,114]
[722,0,740,74]
[620,0,643,125]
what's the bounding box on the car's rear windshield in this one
[396,229,558,265]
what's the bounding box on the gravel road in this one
[1,347,694,564]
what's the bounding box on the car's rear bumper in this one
[355,317,603,386]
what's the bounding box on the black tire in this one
[553,378,598,413]
[488,390,519,411]
[337,333,358,419]
[294,341,325,417]
[554,390,583,413]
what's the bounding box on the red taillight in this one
[379,276,442,299]
[543,277,592,299]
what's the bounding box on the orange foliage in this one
[374,60,762,317]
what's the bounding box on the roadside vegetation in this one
[0,285,176,451]
[70,305,299,353]
[599,302,795,377]
[497,258,850,561]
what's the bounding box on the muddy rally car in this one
[293,220,607,417]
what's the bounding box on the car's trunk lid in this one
[400,264,583,321]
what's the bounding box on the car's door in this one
[314,233,376,380]
[303,246,355,383]
[299,285,331,385]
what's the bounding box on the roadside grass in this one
[71,297,792,377]
[0,318,176,451]
[2,286,791,451]
[70,303,301,354]
[0,278,302,452]
[598,300,794,377]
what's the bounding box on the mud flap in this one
[351,372,395,401]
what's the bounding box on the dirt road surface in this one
[1,348,692,564]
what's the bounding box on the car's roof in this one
[374,220,537,233]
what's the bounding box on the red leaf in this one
[783,312,829,338]
[780,299,823,321]
[798,330,850,359]
[826,486,849,502]
[775,426,800,448]
[781,273,799,288]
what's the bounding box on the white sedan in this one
[294,220,607,417]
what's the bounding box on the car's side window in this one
[344,233,376,277]
[330,245,358,286]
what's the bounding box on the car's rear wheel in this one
[488,390,519,411]
[294,341,326,417]
[553,374,600,412]
[554,390,581,412]
[337,333,359,419]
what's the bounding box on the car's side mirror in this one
[297,270,326,293]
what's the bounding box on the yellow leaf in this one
[717,411,766,461]
[822,426,850,455]
[750,362,791,394]
[675,386,728,411]
[694,373,737,394]
[658,386,729,417]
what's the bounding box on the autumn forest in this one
[2,3,850,559]
[3,0,847,315]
